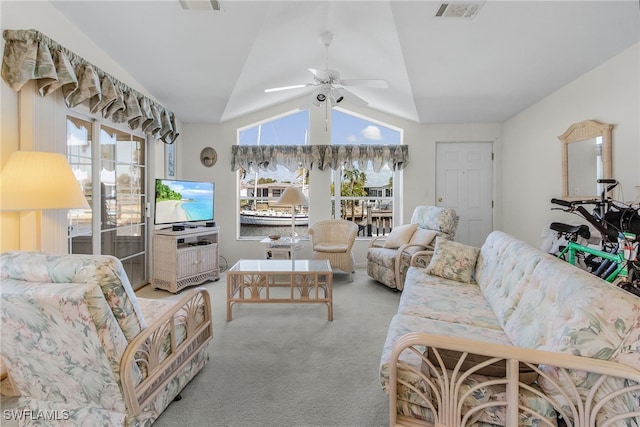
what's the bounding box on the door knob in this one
[438,197,443,202]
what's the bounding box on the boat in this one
[240,210,309,226]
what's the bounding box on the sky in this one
[238,108,401,146]
[238,108,401,187]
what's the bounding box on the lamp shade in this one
[1,151,90,211]
[277,186,308,206]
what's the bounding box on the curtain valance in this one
[1,29,179,144]
[231,144,408,173]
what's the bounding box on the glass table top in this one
[229,259,332,273]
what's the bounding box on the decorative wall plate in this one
[200,147,217,167]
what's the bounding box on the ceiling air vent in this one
[178,0,222,11]
[435,2,484,19]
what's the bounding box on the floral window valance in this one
[1,29,179,144]
[231,144,408,173]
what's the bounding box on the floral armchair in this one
[0,252,212,426]
[367,206,458,291]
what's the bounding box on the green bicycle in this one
[554,231,636,285]
[549,179,640,295]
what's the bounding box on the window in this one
[99,125,147,285]
[67,115,148,288]
[238,110,310,238]
[67,116,93,251]
[331,109,402,236]
[236,108,403,240]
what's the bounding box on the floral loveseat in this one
[380,231,640,426]
[0,252,213,426]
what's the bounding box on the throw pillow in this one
[422,348,538,385]
[404,229,438,255]
[424,237,480,283]
[383,223,418,249]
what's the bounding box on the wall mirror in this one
[559,120,613,199]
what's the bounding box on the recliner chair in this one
[367,206,458,290]
[0,251,213,426]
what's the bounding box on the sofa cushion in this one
[474,231,547,328]
[383,223,418,249]
[401,267,503,330]
[313,242,348,252]
[1,252,146,341]
[502,248,640,365]
[425,237,479,283]
[404,229,438,255]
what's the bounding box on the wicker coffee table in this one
[226,259,333,321]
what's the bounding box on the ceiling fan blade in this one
[297,91,316,110]
[339,78,388,89]
[308,68,340,83]
[264,83,313,93]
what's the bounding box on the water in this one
[181,199,214,222]
[239,224,309,238]
[160,180,214,223]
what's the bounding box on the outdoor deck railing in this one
[336,197,393,237]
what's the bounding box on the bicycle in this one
[549,179,640,295]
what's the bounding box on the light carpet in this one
[138,267,401,427]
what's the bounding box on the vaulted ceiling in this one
[49,0,639,125]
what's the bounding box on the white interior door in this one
[436,142,493,247]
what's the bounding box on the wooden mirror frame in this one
[559,120,613,199]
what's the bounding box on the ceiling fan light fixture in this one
[311,91,323,106]
[312,86,331,106]
[329,90,344,107]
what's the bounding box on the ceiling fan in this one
[264,31,388,108]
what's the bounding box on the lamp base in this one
[290,206,296,239]
[20,210,42,252]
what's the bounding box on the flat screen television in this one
[154,179,215,226]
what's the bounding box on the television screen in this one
[154,179,215,225]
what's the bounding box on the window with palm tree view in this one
[331,109,401,237]
[237,108,401,238]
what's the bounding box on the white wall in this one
[501,43,640,247]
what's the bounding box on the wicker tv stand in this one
[153,226,220,293]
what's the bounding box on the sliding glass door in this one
[66,115,148,289]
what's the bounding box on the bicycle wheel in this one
[616,278,640,297]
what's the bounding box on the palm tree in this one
[341,168,367,221]
[295,166,309,185]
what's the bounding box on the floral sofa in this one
[380,231,640,426]
[0,252,213,426]
[367,205,458,291]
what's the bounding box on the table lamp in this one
[1,151,90,251]
[277,186,308,242]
